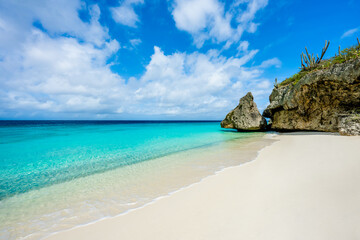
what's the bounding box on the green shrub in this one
[278,38,360,87]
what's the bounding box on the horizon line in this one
[0,119,222,122]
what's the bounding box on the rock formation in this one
[221,92,267,131]
[263,58,360,132]
[338,114,360,136]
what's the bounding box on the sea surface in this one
[0,121,273,239]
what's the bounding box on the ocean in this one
[0,121,272,239]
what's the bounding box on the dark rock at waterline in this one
[221,92,267,131]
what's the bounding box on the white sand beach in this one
[46,133,360,240]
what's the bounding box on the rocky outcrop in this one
[263,58,360,133]
[221,92,267,131]
[338,114,360,136]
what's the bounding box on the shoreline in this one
[1,131,274,240]
[45,133,360,240]
[40,133,277,240]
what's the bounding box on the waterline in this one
[0,122,275,239]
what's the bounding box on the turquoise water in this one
[0,121,269,239]
[0,121,241,200]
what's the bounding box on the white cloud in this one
[170,0,268,48]
[1,30,124,114]
[0,1,109,49]
[130,46,275,116]
[247,22,259,33]
[237,41,249,54]
[256,79,271,89]
[130,38,142,47]
[111,0,144,27]
[237,0,268,23]
[1,40,276,119]
[0,0,276,119]
[341,27,359,39]
[0,0,127,117]
[171,0,234,47]
[259,57,282,68]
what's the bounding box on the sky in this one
[0,0,359,120]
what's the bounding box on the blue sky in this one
[0,0,359,120]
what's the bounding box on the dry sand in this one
[46,133,360,240]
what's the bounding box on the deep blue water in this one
[0,120,247,200]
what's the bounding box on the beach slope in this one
[46,134,360,240]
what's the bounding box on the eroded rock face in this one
[338,115,360,136]
[221,92,267,131]
[263,58,360,133]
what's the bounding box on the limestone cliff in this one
[263,58,360,132]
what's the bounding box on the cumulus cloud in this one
[170,0,268,48]
[0,0,277,119]
[171,0,233,47]
[341,27,359,39]
[1,38,277,119]
[130,46,276,116]
[0,1,109,49]
[111,0,144,27]
[2,30,123,113]
[0,0,126,118]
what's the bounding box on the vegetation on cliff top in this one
[277,38,360,87]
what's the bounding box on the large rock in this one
[221,92,267,131]
[263,58,360,133]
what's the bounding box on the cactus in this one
[300,40,330,70]
[357,37,360,45]
[338,46,341,56]
[274,78,278,88]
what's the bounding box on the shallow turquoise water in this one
[0,121,268,239]
[0,121,246,200]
